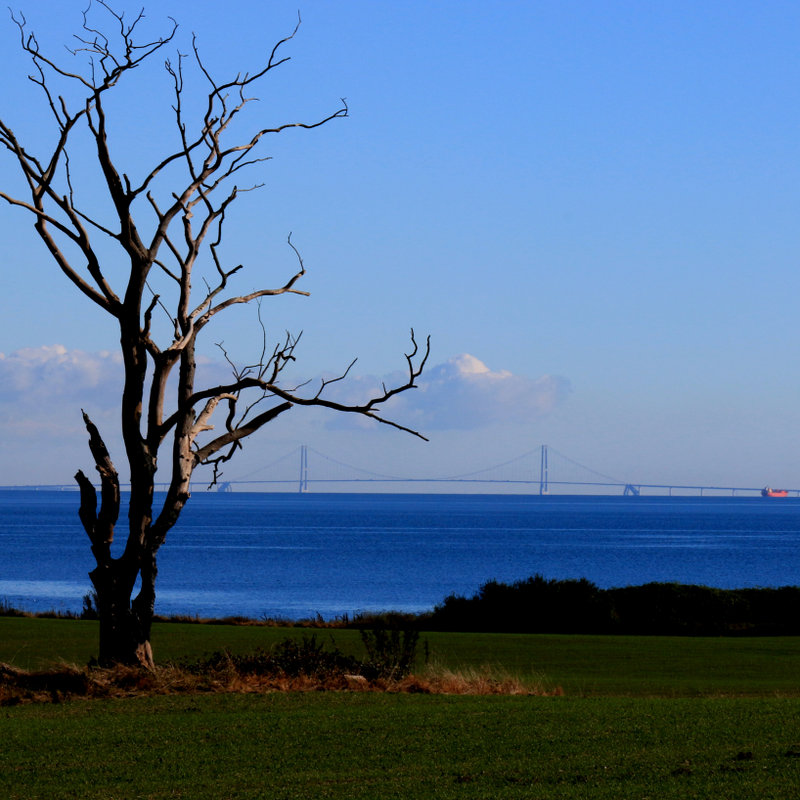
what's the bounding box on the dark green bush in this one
[426,576,800,636]
[430,575,609,634]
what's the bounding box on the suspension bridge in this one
[212,445,796,497]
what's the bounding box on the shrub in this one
[360,625,419,681]
[177,634,362,683]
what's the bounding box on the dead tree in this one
[0,4,428,667]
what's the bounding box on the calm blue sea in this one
[2,491,800,620]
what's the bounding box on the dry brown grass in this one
[0,660,561,706]
[394,664,563,696]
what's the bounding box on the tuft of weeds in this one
[0,599,31,618]
[80,591,99,620]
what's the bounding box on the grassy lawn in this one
[3,694,800,799]
[3,618,800,798]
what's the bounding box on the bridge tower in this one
[298,445,309,493]
[539,444,549,495]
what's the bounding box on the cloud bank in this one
[318,353,571,431]
[394,353,571,430]
[0,345,123,439]
[0,345,122,401]
[0,346,570,443]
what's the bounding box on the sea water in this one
[2,491,800,620]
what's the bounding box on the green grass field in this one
[4,694,800,799]
[3,618,800,798]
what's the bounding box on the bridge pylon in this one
[299,445,309,493]
[539,444,549,495]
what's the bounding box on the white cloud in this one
[400,353,571,430]
[0,345,122,402]
[317,353,571,432]
[0,346,125,451]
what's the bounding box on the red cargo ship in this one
[762,487,789,497]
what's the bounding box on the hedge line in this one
[425,576,800,636]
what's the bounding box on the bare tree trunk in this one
[90,557,154,668]
[76,414,156,668]
[130,549,157,668]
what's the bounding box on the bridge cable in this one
[227,446,302,482]
[546,446,629,486]
[305,447,412,481]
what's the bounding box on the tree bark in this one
[75,415,155,669]
[90,558,154,668]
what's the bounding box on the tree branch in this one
[75,410,121,564]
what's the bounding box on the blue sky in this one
[1,0,799,490]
